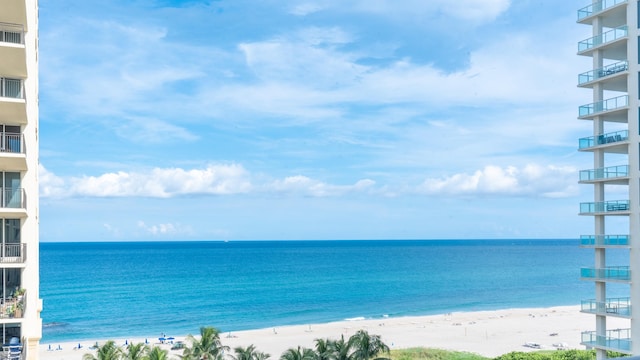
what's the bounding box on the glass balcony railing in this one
[579,26,628,52]
[579,95,628,117]
[581,266,630,281]
[0,23,23,45]
[580,165,629,181]
[579,130,628,149]
[580,200,629,213]
[581,297,631,316]
[578,0,628,21]
[0,188,23,209]
[578,61,628,85]
[580,234,629,246]
[581,329,631,352]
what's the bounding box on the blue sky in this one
[36,0,606,241]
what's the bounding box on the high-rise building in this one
[0,0,42,359]
[577,1,637,359]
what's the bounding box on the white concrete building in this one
[0,0,42,359]
[577,0,639,358]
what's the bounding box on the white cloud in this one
[40,164,252,198]
[419,164,578,198]
[268,176,375,197]
[289,3,324,16]
[39,165,66,198]
[137,221,193,236]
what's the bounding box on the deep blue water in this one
[39,239,627,343]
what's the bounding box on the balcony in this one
[580,234,629,247]
[0,293,25,320]
[578,95,628,121]
[578,61,628,91]
[0,133,25,172]
[580,200,629,214]
[581,266,630,282]
[581,329,631,353]
[0,188,24,211]
[581,297,631,317]
[0,244,25,264]
[0,78,25,125]
[0,23,26,78]
[578,26,628,60]
[579,165,628,184]
[578,130,628,152]
[578,0,628,27]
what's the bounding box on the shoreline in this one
[39,305,625,359]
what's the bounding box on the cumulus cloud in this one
[419,164,578,198]
[268,176,375,197]
[40,165,378,199]
[40,164,252,198]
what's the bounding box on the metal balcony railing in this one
[581,266,630,281]
[578,130,628,149]
[578,26,628,52]
[580,234,629,246]
[578,0,628,21]
[579,95,628,117]
[579,165,628,181]
[581,297,631,316]
[580,200,629,213]
[0,244,25,263]
[581,329,631,352]
[0,23,23,45]
[578,60,628,85]
[0,79,22,99]
[0,133,23,154]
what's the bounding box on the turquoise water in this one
[39,240,625,343]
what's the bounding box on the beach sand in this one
[39,305,627,360]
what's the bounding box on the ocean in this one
[39,239,627,343]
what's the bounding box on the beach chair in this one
[7,338,21,360]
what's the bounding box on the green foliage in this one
[124,343,149,360]
[494,349,629,360]
[183,326,230,360]
[280,346,316,360]
[83,340,122,360]
[389,348,488,360]
[233,345,271,360]
[145,347,169,360]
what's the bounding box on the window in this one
[0,125,21,153]
[0,78,22,99]
[0,30,21,44]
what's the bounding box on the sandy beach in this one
[39,305,626,360]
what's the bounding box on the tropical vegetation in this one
[84,326,627,360]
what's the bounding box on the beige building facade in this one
[0,0,42,359]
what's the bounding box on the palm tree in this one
[83,340,122,360]
[328,336,351,360]
[313,339,332,360]
[280,346,316,360]
[124,343,149,360]
[347,331,389,360]
[183,326,230,360]
[145,346,169,360]
[232,345,270,360]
